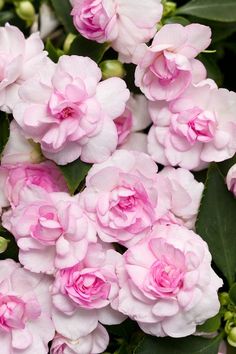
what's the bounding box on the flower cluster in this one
[1,0,234,351]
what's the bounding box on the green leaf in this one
[197,313,221,333]
[218,154,236,176]
[133,334,222,354]
[0,11,14,26]
[50,0,75,33]
[229,283,236,305]
[59,158,92,195]
[0,113,10,156]
[176,0,236,22]
[163,16,190,26]
[196,164,236,286]
[69,35,110,63]
[198,54,223,87]
[45,39,63,63]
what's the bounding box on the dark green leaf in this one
[0,113,10,156]
[176,0,236,22]
[164,16,190,25]
[69,35,110,63]
[196,164,236,286]
[50,0,75,33]
[45,39,63,63]
[133,334,222,354]
[107,319,139,342]
[198,53,223,87]
[229,283,236,305]
[197,313,221,333]
[59,158,91,195]
[0,11,14,26]
[218,154,236,176]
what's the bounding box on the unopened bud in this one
[224,311,234,321]
[163,1,176,18]
[63,33,76,53]
[228,327,236,347]
[0,237,9,254]
[16,1,35,26]
[100,60,126,80]
[225,320,235,335]
[220,292,230,306]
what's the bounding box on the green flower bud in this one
[0,237,9,254]
[228,327,236,347]
[0,0,5,11]
[219,292,230,306]
[162,1,176,18]
[15,1,35,26]
[224,311,234,321]
[225,320,235,335]
[100,60,126,80]
[63,33,76,54]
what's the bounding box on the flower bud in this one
[15,1,35,26]
[225,320,235,335]
[228,327,236,347]
[224,311,234,321]
[0,0,5,10]
[0,237,9,254]
[220,292,230,306]
[163,1,177,18]
[63,33,76,53]
[100,60,126,80]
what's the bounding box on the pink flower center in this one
[150,53,179,85]
[58,107,75,120]
[0,295,27,331]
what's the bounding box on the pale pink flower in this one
[0,161,67,208]
[0,24,47,112]
[218,341,227,354]
[13,55,129,165]
[134,24,211,101]
[71,0,163,62]
[0,259,55,354]
[80,150,170,247]
[148,81,236,170]
[114,94,151,153]
[50,325,109,354]
[116,224,222,337]
[226,164,236,197]
[2,191,96,274]
[52,243,125,340]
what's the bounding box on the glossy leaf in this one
[50,0,75,33]
[196,164,236,286]
[229,283,236,305]
[69,35,110,63]
[197,313,221,333]
[59,158,91,195]
[176,0,236,22]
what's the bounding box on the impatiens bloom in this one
[0,24,47,112]
[0,259,55,354]
[80,150,168,247]
[0,161,67,208]
[13,55,129,165]
[114,94,151,153]
[50,324,109,354]
[116,224,222,337]
[226,164,236,197]
[71,0,163,62]
[2,191,96,274]
[156,167,204,229]
[148,81,236,170]
[51,243,124,340]
[134,24,211,101]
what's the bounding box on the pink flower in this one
[148,81,236,170]
[156,167,204,229]
[0,259,54,353]
[0,161,67,208]
[114,94,151,153]
[116,224,222,337]
[50,325,109,354]
[13,55,129,165]
[2,191,96,274]
[134,24,211,101]
[0,24,47,112]
[218,341,227,354]
[52,243,124,340]
[80,150,168,247]
[226,164,236,196]
[71,0,163,62]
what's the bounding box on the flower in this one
[80,150,167,247]
[51,243,124,340]
[114,94,151,153]
[116,224,222,337]
[0,161,67,207]
[2,191,96,274]
[148,81,236,170]
[226,164,236,197]
[13,55,129,165]
[134,24,211,101]
[0,259,54,353]
[50,324,109,354]
[71,0,163,62]
[0,24,47,112]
